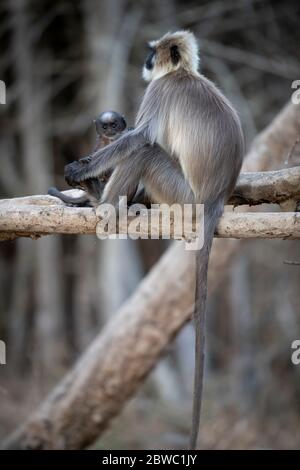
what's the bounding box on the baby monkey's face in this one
[94,111,126,138]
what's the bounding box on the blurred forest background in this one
[1,0,300,449]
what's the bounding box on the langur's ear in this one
[170,45,180,65]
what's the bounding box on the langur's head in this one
[143,30,199,82]
[94,111,126,137]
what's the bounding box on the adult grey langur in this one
[65,30,244,449]
[48,111,128,206]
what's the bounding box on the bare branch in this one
[229,166,300,206]
[0,166,299,241]
[0,199,299,242]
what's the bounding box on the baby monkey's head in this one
[94,111,126,138]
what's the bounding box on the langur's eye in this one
[112,123,117,129]
[103,124,108,129]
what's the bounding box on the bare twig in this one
[283,260,300,266]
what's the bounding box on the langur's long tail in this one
[48,187,90,206]
[189,199,224,450]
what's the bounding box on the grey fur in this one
[64,30,244,449]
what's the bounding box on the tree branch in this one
[0,202,299,242]
[0,166,299,241]
[230,166,300,206]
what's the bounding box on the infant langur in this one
[65,31,244,449]
[48,111,128,206]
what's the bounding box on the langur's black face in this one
[94,111,126,137]
[145,46,156,71]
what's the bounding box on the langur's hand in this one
[64,161,85,187]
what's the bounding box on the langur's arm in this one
[64,130,147,186]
